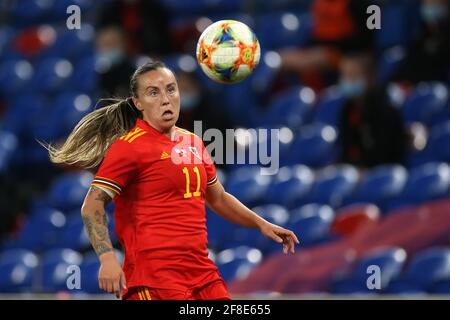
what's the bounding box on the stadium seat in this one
[51,92,94,138]
[314,86,346,127]
[70,57,98,93]
[391,162,450,207]
[398,248,450,290]
[14,205,67,251]
[331,247,407,294]
[259,86,316,128]
[374,1,420,51]
[306,165,359,207]
[41,248,83,292]
[402,82,449,125]
[225,166,272,207]
[206,207,235,251]
[430,280,450,294]
[2,94,46,136]
[8,0,52,27]
[288,204,335,246]
[0,59,34,95]
[31,58,74,94]
[216,246,263,283]
[79,252,102,294]
[331,203,380,237]
[0,130,19,173]
[255,12,312,50]
[265,165,314,209]
[288,124,339,168]
[345,165,408,211]
[0,249,39,293]
[47,171,93,212]
[377,46,406,83]
[427,121,450,163]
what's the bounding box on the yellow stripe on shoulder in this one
[119,127,147,143]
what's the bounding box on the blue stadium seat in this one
[70,57,97,93]
[314,86,346,127]
[345,165,408,211]
[265,165,314,208]
[41,248,83,292]
[377,46,406,83]
[14,205,67,251]
[9,0,52,26]
[0,59,34,95]
[384,281,426,295]
[374,1,420,51]
[0,130,19,173]
[44,26,94,60]
[216,246,263,283]
[80,252,102,294]
[392,162,450,207]
[255,12,312,50]
[0,249,39,293]
[402,82,449,125]
[31,58,74,94]
[47,171,93,212]
[288,204,335,246]
[306,165,359,207]
[206,207,235,250]
[2,94,46,137]
[427,121,450,163]
[52,92,94,138]
[431,280,450,294]
[259,86,315,128]
[357,247,406,289]
[225,166,272,207]
[402,248,450,290]
[288,124,339,168]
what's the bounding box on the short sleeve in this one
[91,140,138,197]
[202,141,218,188]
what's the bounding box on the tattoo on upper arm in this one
[89,186,112,205]
[82,209,113,256]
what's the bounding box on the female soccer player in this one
[48,61,299,300]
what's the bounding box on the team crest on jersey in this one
[188,146,201,160]
[174,148,187,157]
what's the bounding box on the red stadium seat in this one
[331,204,381,237]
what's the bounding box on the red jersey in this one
[91,118,221,291]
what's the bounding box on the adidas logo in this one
[160,151,170,160]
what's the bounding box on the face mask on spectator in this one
[421,3,447,24]
[97,48,125,67]
[339,78,367,98]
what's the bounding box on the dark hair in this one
[45,61,168,168]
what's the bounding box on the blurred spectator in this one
[279,0,374,91]
[338,53,408,167]
[95,26,135,97]
[393,0,450,84]
[176,70,231,131]
[97,0,171,57]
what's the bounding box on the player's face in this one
[133,68,180,133]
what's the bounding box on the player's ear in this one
[132,97,142,111]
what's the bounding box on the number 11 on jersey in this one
[182,166,201,198]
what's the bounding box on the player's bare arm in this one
[81,186,126,297]
[206,181,300,254]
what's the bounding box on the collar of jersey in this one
[136,118,180,143]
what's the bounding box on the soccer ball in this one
[196,20,260,84]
